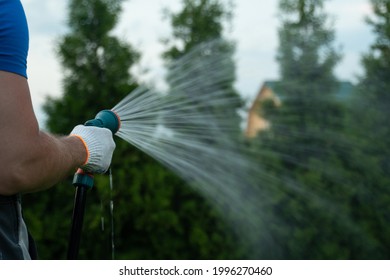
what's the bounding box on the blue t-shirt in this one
[0,0,29,78]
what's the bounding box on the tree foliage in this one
[160,0,247,258]
[24,0,139,259]
[343,0,390,258]
[250,0,390,259]
[253,0,364,259]
[162,0,233,60]
[163,0,242,137]
[263,0,344,168]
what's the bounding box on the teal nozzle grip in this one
[84,110,120,134]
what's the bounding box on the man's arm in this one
[0,71,87,195]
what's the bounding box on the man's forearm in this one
[0,131,87,195]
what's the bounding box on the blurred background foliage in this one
[23,0,390,259]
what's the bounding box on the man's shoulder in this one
[0,0,29,79]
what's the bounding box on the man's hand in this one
[70,125,116,173]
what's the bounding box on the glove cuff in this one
[70,134,89,165]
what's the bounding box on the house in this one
[245,81,282,138]
[245,80,355,138]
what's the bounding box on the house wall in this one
[245,86,277,138]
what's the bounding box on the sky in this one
[21,0,375,126]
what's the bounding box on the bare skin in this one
[0,71,87,196]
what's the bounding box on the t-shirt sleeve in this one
[0,0,29,79]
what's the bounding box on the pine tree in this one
[159,0,249,258]
[162,0,233,59]
[270,0,344,165]
[357,0,390,171]
[22,0,140,259]
[45,0,138,132]
[162,0,242,133]
[344,0,390,258]
[253,0,366,259]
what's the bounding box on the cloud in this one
[23,0,68,36]
[328,0,373,30]
[114,0,180,89]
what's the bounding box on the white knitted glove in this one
[70,125,116,173]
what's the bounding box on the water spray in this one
[67,110,120,260]
[66,39,269,259]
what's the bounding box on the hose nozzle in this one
[84,110,120,134]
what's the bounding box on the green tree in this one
[253,0,369,259]
[23,0,139,259]
[356,0,390,173]
[46,0,138,132]
[265,0,345,186]
[271,0,344,164]
[160,0,249,258]
[162,0,233,59]
[344,0,390,258]
[163,0,242,135]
